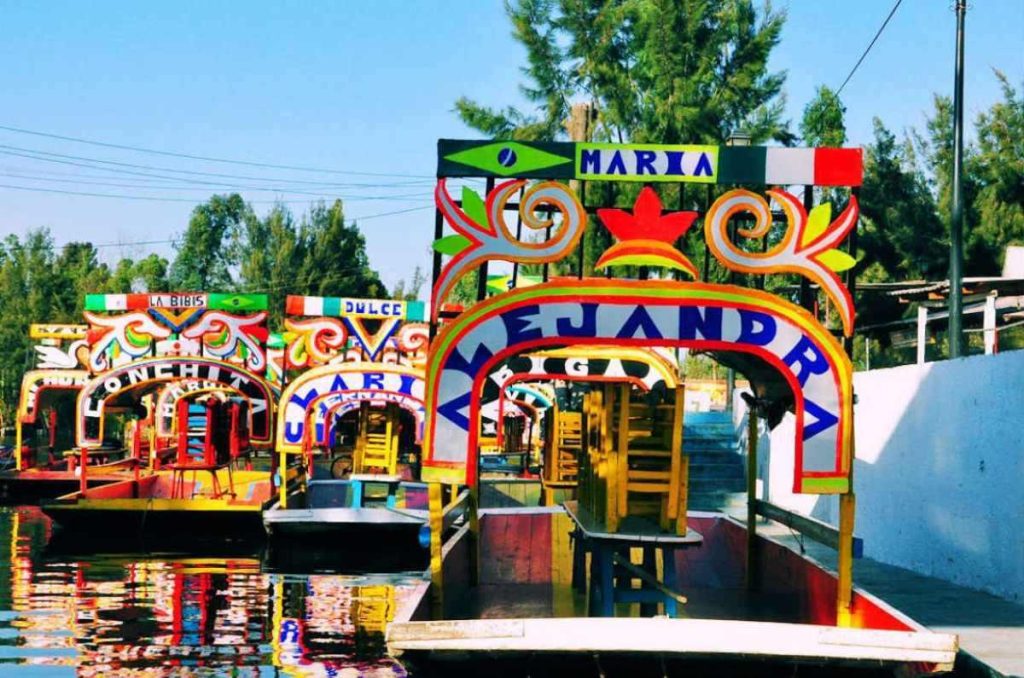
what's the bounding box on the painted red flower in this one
[596,187,699,277]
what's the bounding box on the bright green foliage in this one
[457,0,791,145]
[860,119,947,281]
[170,194,251,291]
[295,200,387,300]
[456,0,791,279]
[970,72,1024,272]
[131,254,171,292]
[448,268,481,308]
[234,203,301,327]
[391,266,427,301]
[455,0,572,141]
[800,86,847,147]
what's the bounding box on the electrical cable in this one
[0,181,434,205]
[836,0,903,96]
[0,122,433,178]
[0,170,433,201]
[0,204,434,253]
[0,162,442,190]
[0,145,435,188]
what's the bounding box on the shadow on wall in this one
[766,350,1024,604]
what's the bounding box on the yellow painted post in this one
[615,384,631,522]
[837,408,857,626]
[837,492,856,625]
[745,404,759,590]
[384,404,396,474]
[14,421,23,471]
[549,402,561,496]
[678,455,689,535]
[428,482,444,619]
[391,404,400,474]
[602,385,616,531]
[354,403,369,473]
[279,447,289,508]
[602,384,615,528]
[469,482,480,586]
[666,385,684,528]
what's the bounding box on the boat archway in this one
[423,279,852,492]
[276,363,425,454]
[76,357,275,448]
[18,370,91,427]
[154,380,248,439]
[488,347,680,445]
[304,389,427,449]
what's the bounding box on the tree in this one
[131,254,170,292]
[234,204,303,326]
[296,200,387,299]
[970,71,1024,272]
[909,95,985,276]
[391,266,427,301]
[457,0,791,145]
[0,231,79,418]
[170,194,252,290]
[800,86,846,147]
[454,0,571,141]
[51,242,114,317]
[860,119,947,282]
[456,0,792,278]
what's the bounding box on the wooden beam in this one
[746,410,758,590]
[755,499,863,558]
[611,553,688,605]
[387,618,956,668]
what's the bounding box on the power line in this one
[836,0,903,96]
[2,204,435,251]
[0,163,412,188]
[0,170,434,201]
[0,180,435,205]
[0,144,434,188]
[0,122,433,178]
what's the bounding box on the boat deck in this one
[40,468,276,539]
[389,507,958,675]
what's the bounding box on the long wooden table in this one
[563,500,703,617]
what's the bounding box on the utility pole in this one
[948,0,967,358]
[566,102,594,279]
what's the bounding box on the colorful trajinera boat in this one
[0,324,130,502]
[35,293,284,540]
[262,296,468,567]
[382,138,958,674]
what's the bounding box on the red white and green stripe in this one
[716,146,863,187]
[84,293,268,312]
[285,295,429,321]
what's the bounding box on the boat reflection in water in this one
[0,506,418,675]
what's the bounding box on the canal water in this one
[0,506,420,676]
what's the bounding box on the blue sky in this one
[0,0,1021,294]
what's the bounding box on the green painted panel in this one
[323,298,343,316]
[717,146,768,184]
[84,294,106,311]
[405,300,427,321]
[208,293,268,311]
[438,139,574,178]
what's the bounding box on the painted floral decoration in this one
[596,187,700,276]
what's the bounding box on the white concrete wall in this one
[765,350,1024,603]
